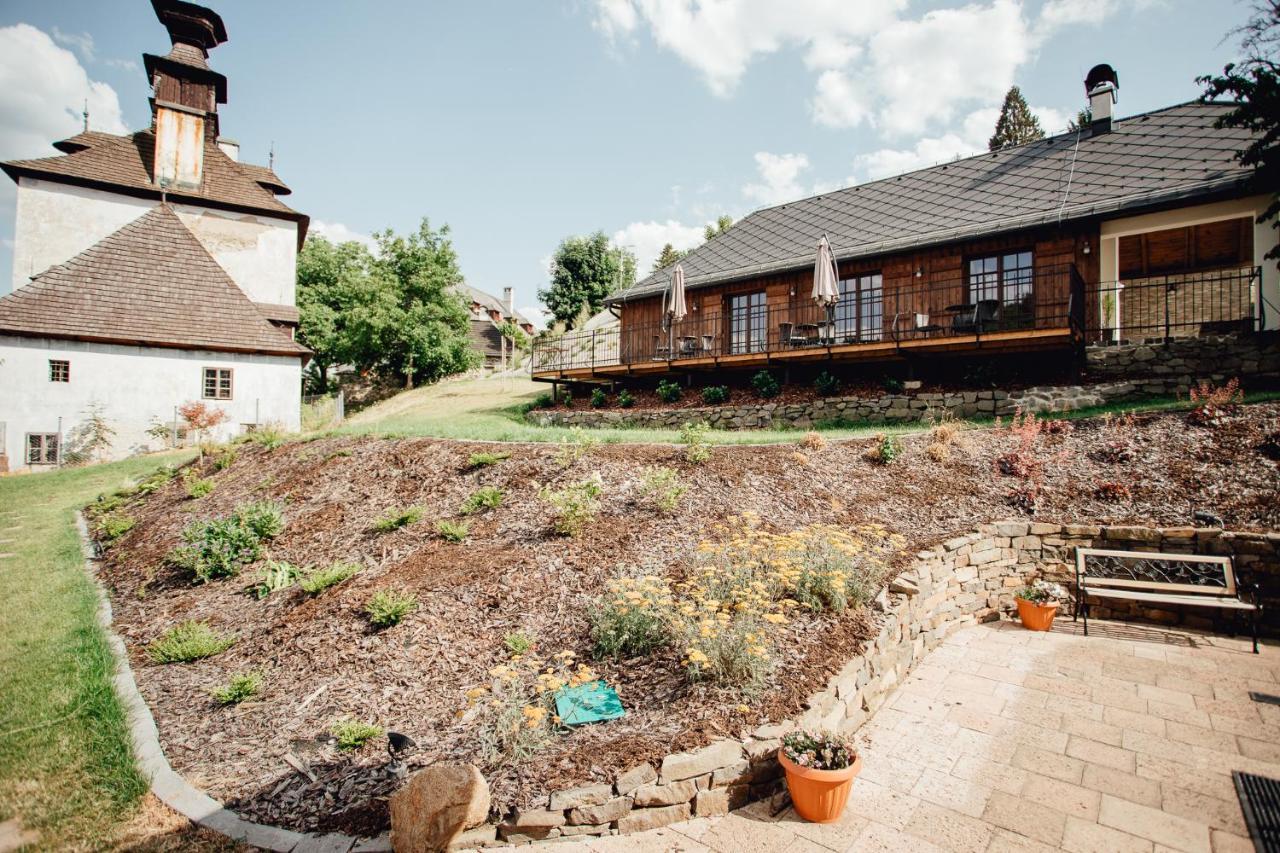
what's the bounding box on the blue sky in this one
[0,0,1248,324]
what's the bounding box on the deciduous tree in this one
[539,232,636,328]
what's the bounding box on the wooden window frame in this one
[965,249,1035,306]
[202,367,234,400]
[25,432,59,465]
[48,359,70,383]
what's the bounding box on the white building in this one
[0,0,309,472]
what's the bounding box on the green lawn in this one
[0,452,193,850]
[336,375,1280,445]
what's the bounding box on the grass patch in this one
[365,589,419,628]
[299,562,362,595]
[467,451,511,468]
[436,519,470,542]
[248,560,301,599]
[95,512,136,544]
[460,487,503,515]
[147,620,235,663]
[211,672,263,706]
[0,451,193,848]
[372,506,423,533]
[330,717,383,751]
[504,632,533,655]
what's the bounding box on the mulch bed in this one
[92,403,1280,835]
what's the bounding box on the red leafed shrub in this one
[1041,418,1074,437]
[178,401,229,445]
[996,409,1067,512]
[1187,378,1243,427]
[1093,480,1132,501]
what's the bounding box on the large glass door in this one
[833,273,883,342]
[730,291,767,353]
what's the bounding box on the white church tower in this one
[0,0,310,471]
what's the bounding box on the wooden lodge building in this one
[532,66,1276,391]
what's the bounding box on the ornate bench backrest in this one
[1075,547,1237,597]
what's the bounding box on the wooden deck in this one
[531,326,1075,382]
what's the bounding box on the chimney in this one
[503,287,514,317]
[216,137,239,161]
[1084,63,1118,135]
[145,0,229,189]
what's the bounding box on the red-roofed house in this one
[0,0,310,471]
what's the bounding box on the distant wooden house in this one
[452,284,536,369]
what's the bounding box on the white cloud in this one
[103,57,140,73]
[592,0,904,97]
[742,152,812,207]
[0,24,127,162]
[309,220,377,252]
[851,103,1077,181]
[811,69,873,128]
[517,304,551,330]
[611,218,707,274]
[52,27,95,62]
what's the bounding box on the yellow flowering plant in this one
[590,574,674,658]
[461,648,598,766]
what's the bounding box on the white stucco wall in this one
[0,335,301,470]
[1099,194,1280,332]
[8,178,298,305]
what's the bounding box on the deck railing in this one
[531,264,1263,374]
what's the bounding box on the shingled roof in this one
[1,130,306,240]
[613,101,1258,303]
[0,205,309,358]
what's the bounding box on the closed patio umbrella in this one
[813,236,840,342]
[666,264,688,357]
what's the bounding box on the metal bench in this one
[1075,547,1262,653]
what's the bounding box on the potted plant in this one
[1013,579,1069,631]
[778,730,862,823]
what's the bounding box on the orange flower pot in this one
[1016,597,1060,631]
[778,749,862,823]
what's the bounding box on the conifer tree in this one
[988,86,1046,151]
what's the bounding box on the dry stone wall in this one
[442,520,1279,848]
[528,332,1280,431]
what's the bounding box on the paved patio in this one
[543,618,1279,853]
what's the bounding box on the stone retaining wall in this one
[448,520,1278,848]
[528,333,1280,431]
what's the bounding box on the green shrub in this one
[148,621,235,663]
[865,433,903,465]
[554,426,598,466]
[185,476,215,500]
[532,392,555,410]
[540,476,604,536]
[814,371,840,396]
[330,717,383,751]
[638,466,687,514]
[365,589,419,628]
[135,466,178,495]
[89,493,129,516]
[882,376,904,394]
[373,506,423,533]
[212,449,238,471]
[468,451,511,468]
[504,632,533,656]
[170,500,284,583]
[679,421,711,464]
[751,370,780,399]
[590,388,608,408]
[299,562,362,594]
[436,519,470,542]
[618,388,635,408]
[562,389,574,408]
[212,672,263,705]
[245,425,288,450]
[249,560,301,599]
[460,487,504,515]
[701,385,730,405]
[591,575,672,659]
[656,379,682,403]
[97,512,136,544]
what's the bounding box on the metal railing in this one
[533,264,1078,373]
[1084,266,1260,344]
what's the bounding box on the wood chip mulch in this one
[92,403,1280,835]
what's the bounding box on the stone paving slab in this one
[546,620,1275,853]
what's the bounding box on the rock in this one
[548,784,613,811]
[615,803,691,833]
[445,826,497,851]
[615,763,657,796]
[711,760,752,788]
[502,809,566,829]
[390,764,490,853]
[568,797,632,825]
[632,779,698,807]
[752,721,794,740]
[659,740,744,782]
[560,823,611,837]
[889,574,919,596]
[695,789,731,817]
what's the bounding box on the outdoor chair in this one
[652,335,670,360]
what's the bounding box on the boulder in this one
[390,764,490,853]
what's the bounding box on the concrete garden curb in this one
[75,513,389,853]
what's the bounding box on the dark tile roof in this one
[2,129,304,227]
[613,101,1258,302]
[0,205,309,358]
[451,283,535,327]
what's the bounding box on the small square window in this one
[26,433,59,465]
[202,367,233,400]
[49,360,69,382]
